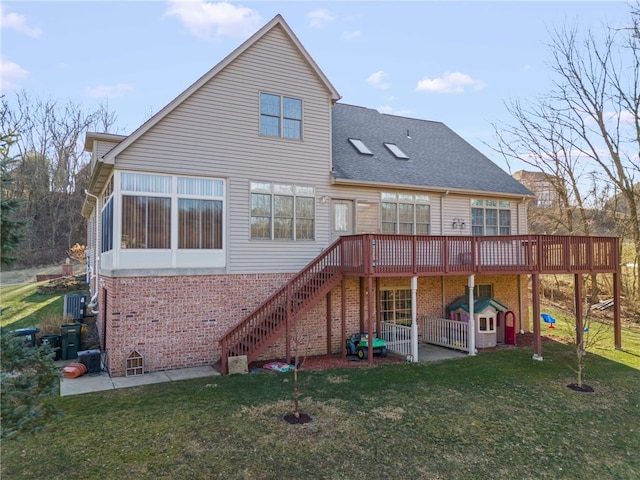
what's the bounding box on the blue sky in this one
[1,1,633,172]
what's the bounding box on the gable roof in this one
[331,104,534,198]
[100,14,340,163]
[447,296,510,313]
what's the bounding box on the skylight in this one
[349,138,373,155]
[384,143,409,159]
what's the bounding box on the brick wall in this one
[98,272,530,376]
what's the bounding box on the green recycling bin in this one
[40,334,62,361]
[60,323,82,360]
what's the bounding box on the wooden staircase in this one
[219,239,344,374]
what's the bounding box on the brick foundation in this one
[98,273,529,376]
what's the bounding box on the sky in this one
[1,1,634,173]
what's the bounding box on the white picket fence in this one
[380,321,412,357]
[420,316,470,352]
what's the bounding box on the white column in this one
[411,276,419,362]
[468,274,476,355]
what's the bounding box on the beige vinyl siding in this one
[113,25,334,274]
[441,195,470,235]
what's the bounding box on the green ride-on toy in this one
[345,333,388,360]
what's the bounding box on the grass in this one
[0,282,65,331]
[1,326,639,478]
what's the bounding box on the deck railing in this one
[421,316,470,352]
[380,322,412,357]
[360,234,619,276]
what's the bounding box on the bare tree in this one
[0,92,118,266]
[495,4,640,301]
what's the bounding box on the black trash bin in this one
[78,349,101,374]
[40,334,62,360]
[60,323,82,360]
[12,328,40,347]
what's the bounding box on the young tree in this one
[0,129,25,266]
[1,332,60,440]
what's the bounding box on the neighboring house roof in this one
[98,14,340,165]
[447,296,510,313]
[332,103,534,198]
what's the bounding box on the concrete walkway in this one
[58,343,466,397]
[58,365,220,397]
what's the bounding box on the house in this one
[82,15,621,376]
[512,170,560,209]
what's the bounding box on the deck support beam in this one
[614,272,622,350]
[411,276,419,362]
[532,274,542,361]
[367,275,374,366]
[326,291,332,355]
[468,275,476,356]
[341,279,347,358]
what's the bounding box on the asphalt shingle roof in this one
[332,103,533,197]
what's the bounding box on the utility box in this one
[63,294,86,322]
[78,349,101,374]
[60,323,82,360]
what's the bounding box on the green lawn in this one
[0,282,65,331]
[1,325,639,479]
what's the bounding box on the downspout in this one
[84,189,100,314]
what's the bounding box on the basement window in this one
[348,138,373,155]
[384,143,409,159]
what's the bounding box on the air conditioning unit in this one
[64,294,86,321]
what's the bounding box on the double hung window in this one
[250,182,314,240]
[471,199,511,235]
[381,193,430,234]
[260,93,302,139]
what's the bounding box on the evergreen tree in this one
[0,131,25,267]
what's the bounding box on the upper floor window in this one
[381,193,430,234]
[250,182,314,240]
[260,93,302,139]
[471,199,511,235]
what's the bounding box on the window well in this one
[348,138,373,155]
[384,143,409,159]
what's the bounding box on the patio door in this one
[331,200,354,240]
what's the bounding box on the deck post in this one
[574,274,584,349]
[367,275,374,366]
[411,276,419,362]
[532,273,542,361]
[326,291,332,355]
[341,279,347,358]
[613,271,622,350]
[468,274,476,356]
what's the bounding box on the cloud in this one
[367,70,391,90]
[415,72,486,93]
[307,8,334,28]
[165,0,262,40]
[377,105,412,116]
[342,30,361,40]
[0,57,28,90]
[0,6,43,37]
[85,83,134,99]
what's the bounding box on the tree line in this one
[1,93,116,268]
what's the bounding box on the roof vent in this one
[349,138,373,155]
[384,143,409,159]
